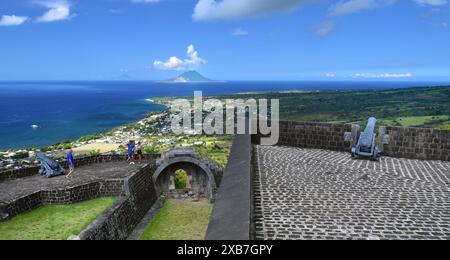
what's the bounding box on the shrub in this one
[58,143,72,150]
[174,170,188,189]
[78,134,102,143]
[10,151,29,160]
[143,146,160,155]
[212,143,222,151]
[89,149,101,157]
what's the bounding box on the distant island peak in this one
[165,71,213,83]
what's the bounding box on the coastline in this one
[0,96,233,171]
[2,85,449,171]
[0,99,169,169]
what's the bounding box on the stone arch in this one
[153,148,222,202]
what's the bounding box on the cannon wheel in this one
[370,148,379,161]
[350,124,360,158]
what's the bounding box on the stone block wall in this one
[0,167,40,183]
[0,154,160,183]
[277,121,352,152]
[99,180,127,197]
[0,153,163,240]
[253,120,449,161]
[206,135,253,240]
[2,179,126,221]
[3,192,42,220]
[77,197,136,240]
[76,163,158,240]
[0,154,159,221]
[383,126,450,161]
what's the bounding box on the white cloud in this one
[313,21,335,37]
[329,0,396,16]
[414,0,448,6]
[353,72,413,78]
[153,44,207,71]
[35,0,72,23]
[185,44,207,66]
[232,28,249,36]
[154,57,184,71]
[0,15,29,26]
[193,0,304,21]
[325,73,336,78]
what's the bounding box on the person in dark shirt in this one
[66,150,75,178]
[136,142,143,164]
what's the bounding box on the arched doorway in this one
[154,161,216,202]
[153,148,223,202]
[165,168,193,199]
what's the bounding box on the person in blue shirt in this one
[127,140,136,165]
[66,150,75,178]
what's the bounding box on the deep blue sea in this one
[0,80,448,149]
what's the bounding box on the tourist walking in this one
[136,142,143,164]
[66,150,75,178]
[127,140,136,165]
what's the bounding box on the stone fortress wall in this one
[0,154,145,183]
[0,155,135,221]
[0,154,160,241]
[383,126,449,161]
[209,120,449,240]
[0,152,222,240]
[76,162,159,240]
[254,120,450,161]
[1,120,448,240]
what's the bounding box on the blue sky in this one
[0,0,449,81]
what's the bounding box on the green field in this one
[139,134,233,167]
[192,135,234,166]
[379,115,450,129]
[139,200,213,240]
[0,197,116,240]
[216,86,450,129]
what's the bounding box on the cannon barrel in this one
[35,152,65,177]
[351,117,380,161]
[359,117,377,149]
[35,152,61,169]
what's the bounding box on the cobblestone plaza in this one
[254,146,450,240]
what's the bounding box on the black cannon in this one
[35,152,65,178]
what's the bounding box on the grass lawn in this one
[0,197,116,240]
[139,199,213,240]
[379,115,450,129]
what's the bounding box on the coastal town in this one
[0,106,233,171]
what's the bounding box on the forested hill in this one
[217,86,450,129]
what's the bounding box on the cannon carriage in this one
[345,117,390,161]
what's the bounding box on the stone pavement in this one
[0,161,142,203]
[253,145,450,240]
